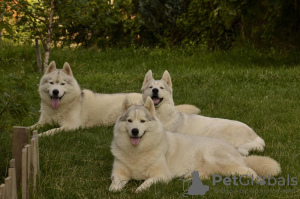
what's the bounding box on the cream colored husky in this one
[141,70,265,156]
[109,96,280,192]
[31,61,199,136]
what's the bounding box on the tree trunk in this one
[43,46,50,70]
[43,0,55,71]
[35,38,43,73]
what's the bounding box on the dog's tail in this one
[175,104,200,115]
[245,155,281,178]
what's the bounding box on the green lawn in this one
[0,42,299,198]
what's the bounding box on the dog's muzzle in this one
[50,90,64,109]
[151,95,163,106]
[130,128,146,146]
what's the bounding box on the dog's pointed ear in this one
[62,62,73,77]
[144,96,156,117]
[161,70,172,88]
[142,70,153,89]
[45,61,56,74]
[122,96,133,114]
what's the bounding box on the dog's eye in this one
[141,120,145,123]
[49,82,53,85]
[128,119,132,123]
[149,86,153,89]
[160,87,164,89]
[61,83,65,85]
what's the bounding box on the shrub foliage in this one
[2,0,299,49]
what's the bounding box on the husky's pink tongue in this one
[130,137,141,146]
[152,98,160,105]
[51,98,60,109]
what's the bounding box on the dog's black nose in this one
[53,89,59,96]
[131,128,139,136]
[152,88,159,95]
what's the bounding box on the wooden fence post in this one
[22,148,28,199]
[0,184,5,199]
[1,127,41,199]
[8,159,17,199]
[31,137,38,188]
[33,130,40,173]
[12,127,29,189]
[25,144,32,182]
[4,177,11,199]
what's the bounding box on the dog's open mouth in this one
[130,131,146,146]
[151,96,163,106]
[50,95,64,109]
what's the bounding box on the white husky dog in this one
[31,61,200,136]
[141,70,265,156]
[109,96,280,192]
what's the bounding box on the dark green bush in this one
[2,0,300,49]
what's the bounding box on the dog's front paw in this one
[135,187,142,193]
[135,185,147,193]
[237,147,249,156]
[29,123,42,131]
[39,128,62,137]
[109,183,122,192]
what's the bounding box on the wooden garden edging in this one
[0,127,40,199]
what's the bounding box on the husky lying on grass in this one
[109,96,280,192]
[142,70,265,156]
[31,61,200,136]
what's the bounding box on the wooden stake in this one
[31,137,38,188]
[22,148,28,199]
[33,130,40,172]
[5,177,12,199]
[25,144,32,181]
[0,184,5,199]
[35,38,43,73]
[12,127,29,189]
[9,159,17,199]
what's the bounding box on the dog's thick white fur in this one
[31,61,200,136]
[109,96,280,192]
[141,70,265,156]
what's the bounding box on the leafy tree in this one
[2,0,299,49]
[3,0,55,71]
[0,1,15,46]
[138,0,187,46]
[52,0,140,48]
